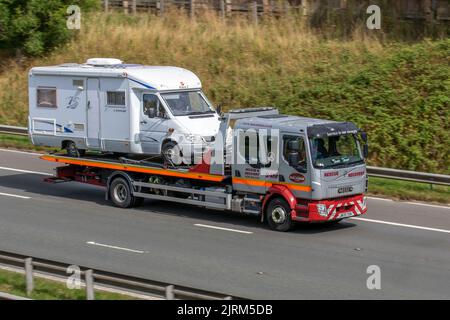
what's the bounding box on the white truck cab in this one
[28,58,220,159]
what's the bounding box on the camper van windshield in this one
[161,91,215,116]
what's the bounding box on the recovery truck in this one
[40,108,369,232]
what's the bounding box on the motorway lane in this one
[0,149,449,299]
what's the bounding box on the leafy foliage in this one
[0,0,98,56]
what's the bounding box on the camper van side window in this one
[107,91,126,106]
[37,88,57,108]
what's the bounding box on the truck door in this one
[139,93,168,154]
[86,78,100,148]
[279,134,311,198]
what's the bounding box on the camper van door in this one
[87,78,100,148]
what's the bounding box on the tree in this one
[0,0,98,56]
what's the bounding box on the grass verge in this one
[0,268,133,300]
[368,177,449,205]
[0,133,448,205]
[0,133,58,153]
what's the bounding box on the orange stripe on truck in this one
[232,177,312,192]
[40,155,225,182]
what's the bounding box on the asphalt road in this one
[0,148,449,299]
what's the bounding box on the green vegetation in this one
[0,268,133,300]
[369,177,450,204]
[0,11,448,175]
[0,0,98,56]
[0,133,56,152]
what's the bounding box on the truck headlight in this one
[316,204,328,217]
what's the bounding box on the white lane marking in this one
[367,196,393,202]
[351,217,450,234]
[402,202,450,210]
[0,192,31,199]
[367,196,449,210]
[86,241,147,254]
[0,148,42,156]
[194,223,253,234]
[0,166,51,176]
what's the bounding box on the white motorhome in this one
[28,58,220,160]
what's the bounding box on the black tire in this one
[162,141,182,165]
[266,197,294,232]
[65,141,80,158]
[109,177,134,208]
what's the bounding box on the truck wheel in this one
[109,177,134,208]
[266,197,294,232]
[162,141,182,165]
[66,141,80,158]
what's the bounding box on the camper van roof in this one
[30,59,202,91]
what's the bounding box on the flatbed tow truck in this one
[39,108,369,231]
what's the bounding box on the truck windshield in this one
[161,91,215,116]
[309,134,363,168]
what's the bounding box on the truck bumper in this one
[292,194,367,222]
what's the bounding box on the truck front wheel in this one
[266,197,294,232]
[109,177,135,208]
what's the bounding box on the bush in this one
[0,0,99,56]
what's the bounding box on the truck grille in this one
[326,183,365,198]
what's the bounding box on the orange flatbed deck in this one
[40,154,226,183]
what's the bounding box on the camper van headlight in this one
[316,204,328,217]
[185,134,202,143]
[182,134,194,142]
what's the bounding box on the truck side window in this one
[283,136,307,169]
[241,132,275,168]
[143,94,165,118]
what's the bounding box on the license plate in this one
[337,211,354,219]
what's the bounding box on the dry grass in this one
[0,11,448,173]
[0,10,384,125]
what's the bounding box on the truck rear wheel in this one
[109,177,135,208]
[266,197,294,232]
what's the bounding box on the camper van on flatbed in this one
[28,58,220,161]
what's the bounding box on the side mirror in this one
[216,105,222,116]
[363,144,369,158]
[360,131,367,143]
[147,108,156,118]
[288,152,299,167]
[288,140,300,151]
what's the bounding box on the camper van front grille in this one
[203,136,215,142]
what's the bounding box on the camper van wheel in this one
[162,141,182,165]
[65,141,80,158]
[109,177,134,208]
[266,197,294,232]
